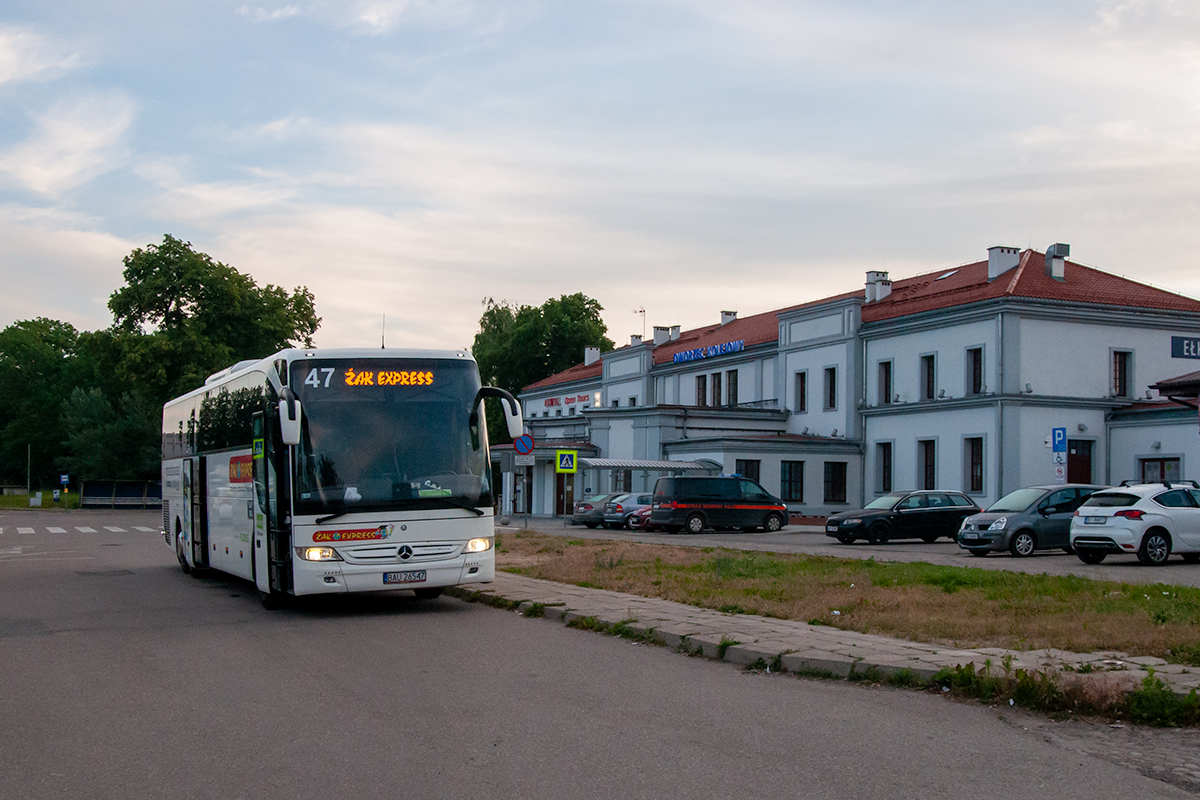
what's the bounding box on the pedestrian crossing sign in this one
[555,450,577,474]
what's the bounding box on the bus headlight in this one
[464,537,493,553]
[297,546,343,561]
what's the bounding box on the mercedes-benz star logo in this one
[397,545,413,560]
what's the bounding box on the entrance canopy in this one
[579,458,715,471]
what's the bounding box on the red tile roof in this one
[524,249,1200,391]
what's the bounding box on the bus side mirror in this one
[279,387,302,446]
[473,387,524,439]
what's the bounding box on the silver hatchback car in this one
[957,484,1106,557]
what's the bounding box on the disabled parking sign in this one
[555,450,577,474]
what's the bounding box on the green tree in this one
[471,293,613,442]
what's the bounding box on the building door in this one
[555,472,575,516]
[1067,440,1093,483]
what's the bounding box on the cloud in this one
[235,5,302,23]
[0,91,134,196]
[0,27,81,86]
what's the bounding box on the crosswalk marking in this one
[75,527,96,533]
[103,526,127,532]
[133,526,156,532]
[18,527,35,534]
[47,527,66,533]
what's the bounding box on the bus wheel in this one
[414,587,444,600]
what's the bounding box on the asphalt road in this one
[511,518,1200,588]
[0,509,1191,799]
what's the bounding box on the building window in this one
[967,348,984,395]
[711,372,722,407]
[921,354,936,401]
[735,459,761,481]
[1140,457,1181,483]
[780,461,804,502]
[878,361,892,405]
[824,462,847,503]
[795,372,807,413]
[726,370,738,407]
[965,437,983,493]
[628,397,636,407]
[555,408,562,417]
[1112,350,1131,397]
[918,439,936,490]
[824,367,837,410]
[611,399,619,408]
[696,374,708,407]
[569,406,576,416]
[876,442,893,493]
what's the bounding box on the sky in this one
[2,0,1200,354]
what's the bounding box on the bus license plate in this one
[1084,517,1106,525]
[384,570,427,585]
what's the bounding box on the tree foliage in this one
[471,293,614,443]
[0,235,321,488]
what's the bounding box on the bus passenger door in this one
[252,411,291,596]
[186,456,208,568]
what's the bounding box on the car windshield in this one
[290,358,490,517]
[986,488,1046,513]
[865,494,905,510]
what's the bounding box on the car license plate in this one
[826,523,839,531]
[1084,516,1106,525]
[962,533,979,540]
[384,570,427,585]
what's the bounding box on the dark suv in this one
[650,476,789,534]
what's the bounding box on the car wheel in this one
[414,587,444,600]
[764,513,784,533]
[1137,530,1171,566]
[968,549,989,557]
[685,513,706,534]
[867,522,889,545]
[1077,550,1106,564]
[920,534,938,543]
[584,522,598,529]
[1182,553,1200,564]
[1009,530,1036,557]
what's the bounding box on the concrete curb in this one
[447,573,1200,703]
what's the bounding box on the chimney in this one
[584,346,600,366]
[669,325,680,341]
[1045,243,1069,281]
[988,245,1020,280]
[864,270,891,303]
[630,334,643,346]
[721,310,737,325]
[652,326,670,345]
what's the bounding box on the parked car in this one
[603,493,654,529]
[650,476,789,534]
[572,493,622,528]
[1069,481,1200,565]
[825,490,980,544]
[627,505,658,531]
[957,484,1106,557]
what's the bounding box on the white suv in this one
[1069,481,1200,566]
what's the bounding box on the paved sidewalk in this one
[449,571,1200,697]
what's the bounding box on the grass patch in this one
[0,491,80,509]
[497,531,1200,665]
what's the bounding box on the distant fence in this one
[80,480,162,509]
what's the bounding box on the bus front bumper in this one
[292,555,495,595]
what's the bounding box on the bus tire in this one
[414,587,444,600]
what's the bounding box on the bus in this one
[161,348,522,608]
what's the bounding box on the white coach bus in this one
[161,348,522,608]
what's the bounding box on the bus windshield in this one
[290,358,490,517]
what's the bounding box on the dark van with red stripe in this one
[650,476,789,534]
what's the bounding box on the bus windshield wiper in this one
[425,497,486,516]
[315,511,349,524]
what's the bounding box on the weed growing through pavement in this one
[717,636,740,658]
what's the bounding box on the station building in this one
[498,245,1200,519]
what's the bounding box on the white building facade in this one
[501,246,1200,518]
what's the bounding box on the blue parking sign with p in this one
[1052,427,1067,452]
